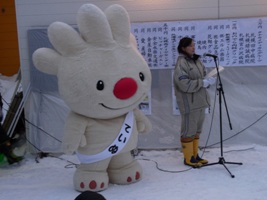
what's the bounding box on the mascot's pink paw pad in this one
[79,180,105,190]
[127,171,141,182]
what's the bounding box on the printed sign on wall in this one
[131,17,267,69]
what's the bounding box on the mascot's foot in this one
[73,170,109,192]
[108,160,143,185]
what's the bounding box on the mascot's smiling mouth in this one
[100,103,124,110]
[100,93,147,110]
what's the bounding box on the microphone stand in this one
[201,56,242,178]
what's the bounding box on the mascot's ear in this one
[104,4,130,46]
[130,33,138,48]
[32,48,60,75]
[32,20,86,75]
[76,4,113,48]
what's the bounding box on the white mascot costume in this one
[32,4,152,192]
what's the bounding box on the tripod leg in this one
[221,163,235,178]
[201,162,219,167]
[224,161,243,165]
[201,157,241,178]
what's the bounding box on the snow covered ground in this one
[1,144,267,200]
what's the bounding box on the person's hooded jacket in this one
[173,53,210,114]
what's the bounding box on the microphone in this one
[203,53,218,58]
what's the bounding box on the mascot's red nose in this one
[113,78,138,100]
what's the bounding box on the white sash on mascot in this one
[76,111,134,164]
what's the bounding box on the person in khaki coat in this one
[173,37,216,168]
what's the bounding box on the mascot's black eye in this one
[96,80,104,90]
[139,72,145,81]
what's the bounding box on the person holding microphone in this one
[173,37,216,167]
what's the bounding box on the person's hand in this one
[203,77,216,88]
[208,77,216,85]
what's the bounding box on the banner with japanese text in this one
[131,17,267,68]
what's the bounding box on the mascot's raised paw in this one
[32,4,152,192]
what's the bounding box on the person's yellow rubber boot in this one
[181,141,202,168]
[193,138,208,164]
